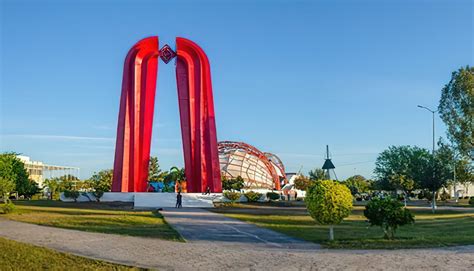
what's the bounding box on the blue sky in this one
[1,0,472,180]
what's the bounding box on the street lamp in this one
[417,105,438,154]
[417,105,438,211]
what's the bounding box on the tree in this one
[43,178,59,200]
[438,66,473,157]
[364,197,414,239]
[374,146,427,204]
[293,175,311,191]
[437,140,473,200]
[148,156,167,183]
[388,174,414,207]
[343,175,371,196]
[88,169,113,200]
[0,177,15,202]
[23,180,40,199]
[0,153,32,197]
[164,167,186,192]
[305,180,353,241]
[416,145,456,213]
[308,168,325,181]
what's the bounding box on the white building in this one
[17,155,79,187]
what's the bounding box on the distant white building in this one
[17,155,79,187]
[448,182,474,198]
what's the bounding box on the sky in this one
[0,0,472,180]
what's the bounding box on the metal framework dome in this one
[218,141,287,190]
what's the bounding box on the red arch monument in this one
[111,36,222,193]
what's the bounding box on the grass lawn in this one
[3,200,182,241]
[0,237,145,270]
[213,204,474,249]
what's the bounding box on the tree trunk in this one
[329,225,334,241]
[431,190,437,213]
[403,191,408,207]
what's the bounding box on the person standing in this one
[176,192,182,208]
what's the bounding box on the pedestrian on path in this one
[176,192,182,208]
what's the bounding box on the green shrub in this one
[469,197,474,205]
[222,176,245,191]
[417,191,425,200]
[440,190,451,201]
[63,190,80,202]
[364,197,415,239]
[0,202,15,214]
[223,191,241,203]
[305,180,353,241]
[420,190,434,201]
[244,191,262,202]
[266,192,280,201]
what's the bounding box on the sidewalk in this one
[160,207,320,249]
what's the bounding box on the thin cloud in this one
[277,152,325,159]
[1,134,115,141]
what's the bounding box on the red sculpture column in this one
[112,37,159,192]
[176,37,222,193]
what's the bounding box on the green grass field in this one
[0,237,145,270]
[213,204,474,249]
[4,200,182,241]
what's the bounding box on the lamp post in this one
[417,105,438,211]
[417,105,437,155]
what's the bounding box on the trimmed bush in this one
[364,197,415,239]
[305,180,353,241]
[244,191,263,202]
[266,192,280,201]
[63,190,80,202]
[223,191,241,203]
[469,197,474,206]
[0,202,15,214]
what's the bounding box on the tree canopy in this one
[148,156,167,183]
[374,146,427,193]
[0,153,38,198]
[308,168,325,181]
[343,175,371,195]
[88,169,113,192]
[438,66,473,157]
[293,175,311,191]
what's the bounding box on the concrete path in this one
[160,208,319,249]
[1,218,474,270]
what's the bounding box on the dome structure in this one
[218,141,287,190]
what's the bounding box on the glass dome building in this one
[218,141,287,190]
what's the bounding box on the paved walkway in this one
[160,208,319,249]
[1,212,474,270]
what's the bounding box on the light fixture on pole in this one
[417,105,438,154]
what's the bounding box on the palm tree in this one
[164,167,186,192]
